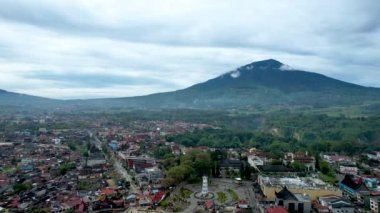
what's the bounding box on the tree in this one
[240,164,244,178]
[215,162,221,177]
[315,153,321,170]
[243,165,252,180]
[290,161,306,172]
[194,152,211,176]
[13,183,29,193]
[319,161,332,175]
[165,165,193,186]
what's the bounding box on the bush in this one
[180,187,193,198]
[227,189,239,202]
[217,191,227,203]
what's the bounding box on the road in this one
[113,157,140,193]
[89,131,140,194]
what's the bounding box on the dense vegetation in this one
[163,150,212,187]
[167,112,380,157]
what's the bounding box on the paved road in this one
[90,131,140,194]
[113,157,140,193]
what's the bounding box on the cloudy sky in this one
[0,0,379,99]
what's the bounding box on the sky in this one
[0,0,379,99]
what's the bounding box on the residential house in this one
[274,186,311,213]
[283,152,315,171]
[339,166,358,175]
[317,195,355,213]
[266,207,289,213]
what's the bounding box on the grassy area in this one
[1,165,15,173]
[217,191,227,203]
[227,189,239,202]
[321,174,337,184]
[180,187,193,199]
[78,180,102,191]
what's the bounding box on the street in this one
[90,131,140,194]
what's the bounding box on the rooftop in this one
[260,176,337,191]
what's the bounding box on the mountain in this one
[1,59,380,110]
[0,89,59,108]
[91,59,380,109]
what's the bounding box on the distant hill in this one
[1,59,380,110]
[91,59,380,109]
[0,89,59,108]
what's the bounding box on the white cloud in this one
[0,0,379,99]
[230,70,240,79]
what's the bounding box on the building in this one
[370,196,380,213]
[283,152,315,171]
[219,159,245,173]
[127,157,156,171]
[317,195,355,213]
[274,186,311,213]
[256,165,295,173]
[339,166,358,175]
[144,167,164,183]
[339,175,369,198]
[367,151,380,160]
[248,155,264,168]
[322,153,352,166]
[258,176,341,201]
[266,207,289,213]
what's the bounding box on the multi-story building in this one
[258,176,342,201]
[370,196,380,213]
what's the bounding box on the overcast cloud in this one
[0,0,379,99]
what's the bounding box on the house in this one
[317,195,355,213]
[339,166,358,175]
[219,159,245,173]
[248,155,264,169]
[274,186,311,213]
[266,207,289,213]
[339,175,369,198]
[238,199,249,209]
[151,191,165,204]
[0,174,9,189]
[99,188,117,196]
[283,152,315,171]
[323,154,352,166]
[171,145,181,156]
[138,197,151,207]
[312,200,330,213]
[367,151,380,160]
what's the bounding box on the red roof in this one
[77,203,85,213]
[0,180,9,187]
[205,199,214,209]
[239,199,248,204]
[152,191,165,203]
[266,207,289,213]
[100,188,116,195]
